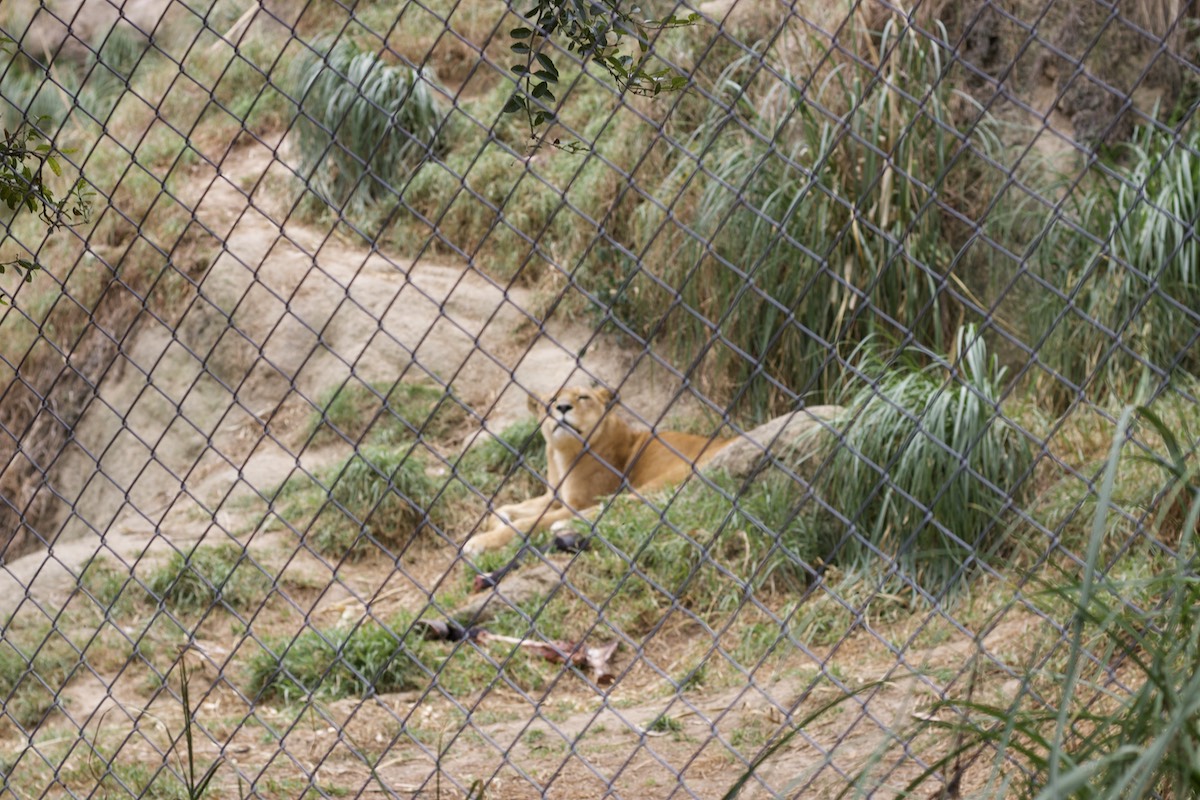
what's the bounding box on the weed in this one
[648,714,683,735]
[146,544,273,615]
[174,659,222,800]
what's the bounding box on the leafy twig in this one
[502,1,699,149]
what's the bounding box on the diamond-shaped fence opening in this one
[0,0,1198,798]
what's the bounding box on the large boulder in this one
[704,405,841,480]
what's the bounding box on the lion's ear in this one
[526,392,545,414]
[595,386,616,406]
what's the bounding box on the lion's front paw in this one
[461,527,513,556]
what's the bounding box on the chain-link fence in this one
[1,0,1198,797]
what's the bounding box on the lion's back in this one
[625,431,730,491]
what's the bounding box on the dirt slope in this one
[0,137,693,616]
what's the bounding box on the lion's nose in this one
[555,403,572,414]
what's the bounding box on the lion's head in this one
[528,385,618,446]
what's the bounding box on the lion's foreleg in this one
[463,499,595,556]
[490,491,557,529]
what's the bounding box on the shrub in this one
[819,326,1032,594]
[290,38,447,219]
[1031,123,1200,404]
[617,20,1005,417]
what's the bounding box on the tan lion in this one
[462,386,732,555]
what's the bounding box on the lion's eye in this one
[578,395,590,402]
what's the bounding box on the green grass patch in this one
[304,443,443,560]
[75,556,151,619]
[1032,384,1200,559]
[479,470,835,658]
[306,379,469,448]
[0,621,79,731]
[246,613,428,702]
[453,417,548,504]
[146,543,273,615]
[282,411,545,561]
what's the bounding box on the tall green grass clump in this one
[882,408,1200,799]
[820,326,1032,593]
[626,20,1003,417]
[246,613,426,702]
[290,38,447,219]
[1032,123,1200,404]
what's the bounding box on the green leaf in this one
[510,27,533,39]
[511,41,531,54]
[502,95,526,114]
[535,52,558,78]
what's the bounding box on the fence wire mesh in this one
[0,0,1198,797]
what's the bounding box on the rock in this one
[704,405,841,480]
